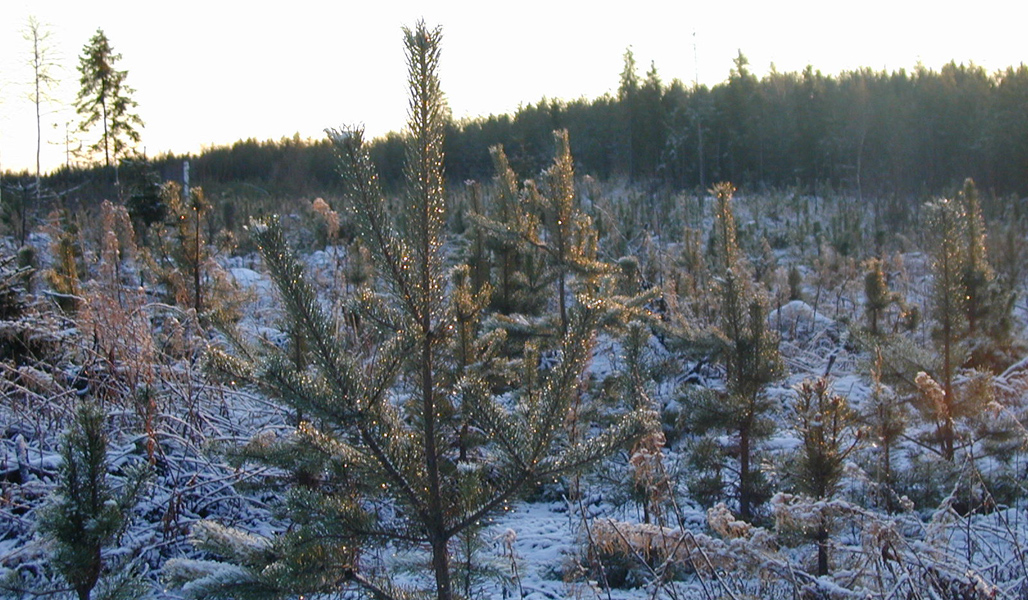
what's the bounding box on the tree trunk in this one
[739,423,752,521]
[816,520,829,576]
[193,208,202,313]
[558,270,568,335]
[101,82,110,169]
[35,72,41,215]
[430,535,452,600]
[941,268,955,461]
[76,545,102,600]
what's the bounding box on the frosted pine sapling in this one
[921,182,1014,460]
[863,257,895,335]
[791,378,860,576]
[710,182,783,522]
[684,433,727,508]
[175,22,653,600]
[36,401,148,600]
[926,197,967,460]
[958,178,1015,369]
[474,132,607,335]
[788,264,802,301]
[621,322,669,525]
[474,145,548,317]
[462,181,492,293]
[146,183,239,325]
[124,159,168,238]
[176,185,209,314]
[540,130,586,334]
[862,348,908,510]
[670,226,716,320]
[45,210,86,313]
[960,178,991,339]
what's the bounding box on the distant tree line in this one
[441,53,1028,198]
[16,53,1028,203]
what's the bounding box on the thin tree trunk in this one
[423,242,451,600]
[415,66,450,597]
[20,190,28,248]
[558,270,568,335]
[193,207,202,313]
[101,81,110,169]
[738,422,752,521]
[941,250,956,461]
[35,73,41,212]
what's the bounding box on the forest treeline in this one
[14,53,1028,203]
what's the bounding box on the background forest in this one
[6,51,1028,204]
[3,23,1028,600]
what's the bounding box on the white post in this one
[183,160,190,200]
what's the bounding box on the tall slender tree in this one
[25,16,58,215]
[618,47,639,179]
[74,28,143,172]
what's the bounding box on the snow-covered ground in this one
[4,190,1028,599]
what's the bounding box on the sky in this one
[1,0,1026,174]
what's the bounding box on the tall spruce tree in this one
[170,22,651,600]
[618,47,640,179]
[74,28,143,171]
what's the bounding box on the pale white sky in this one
[1,0,1025,174]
